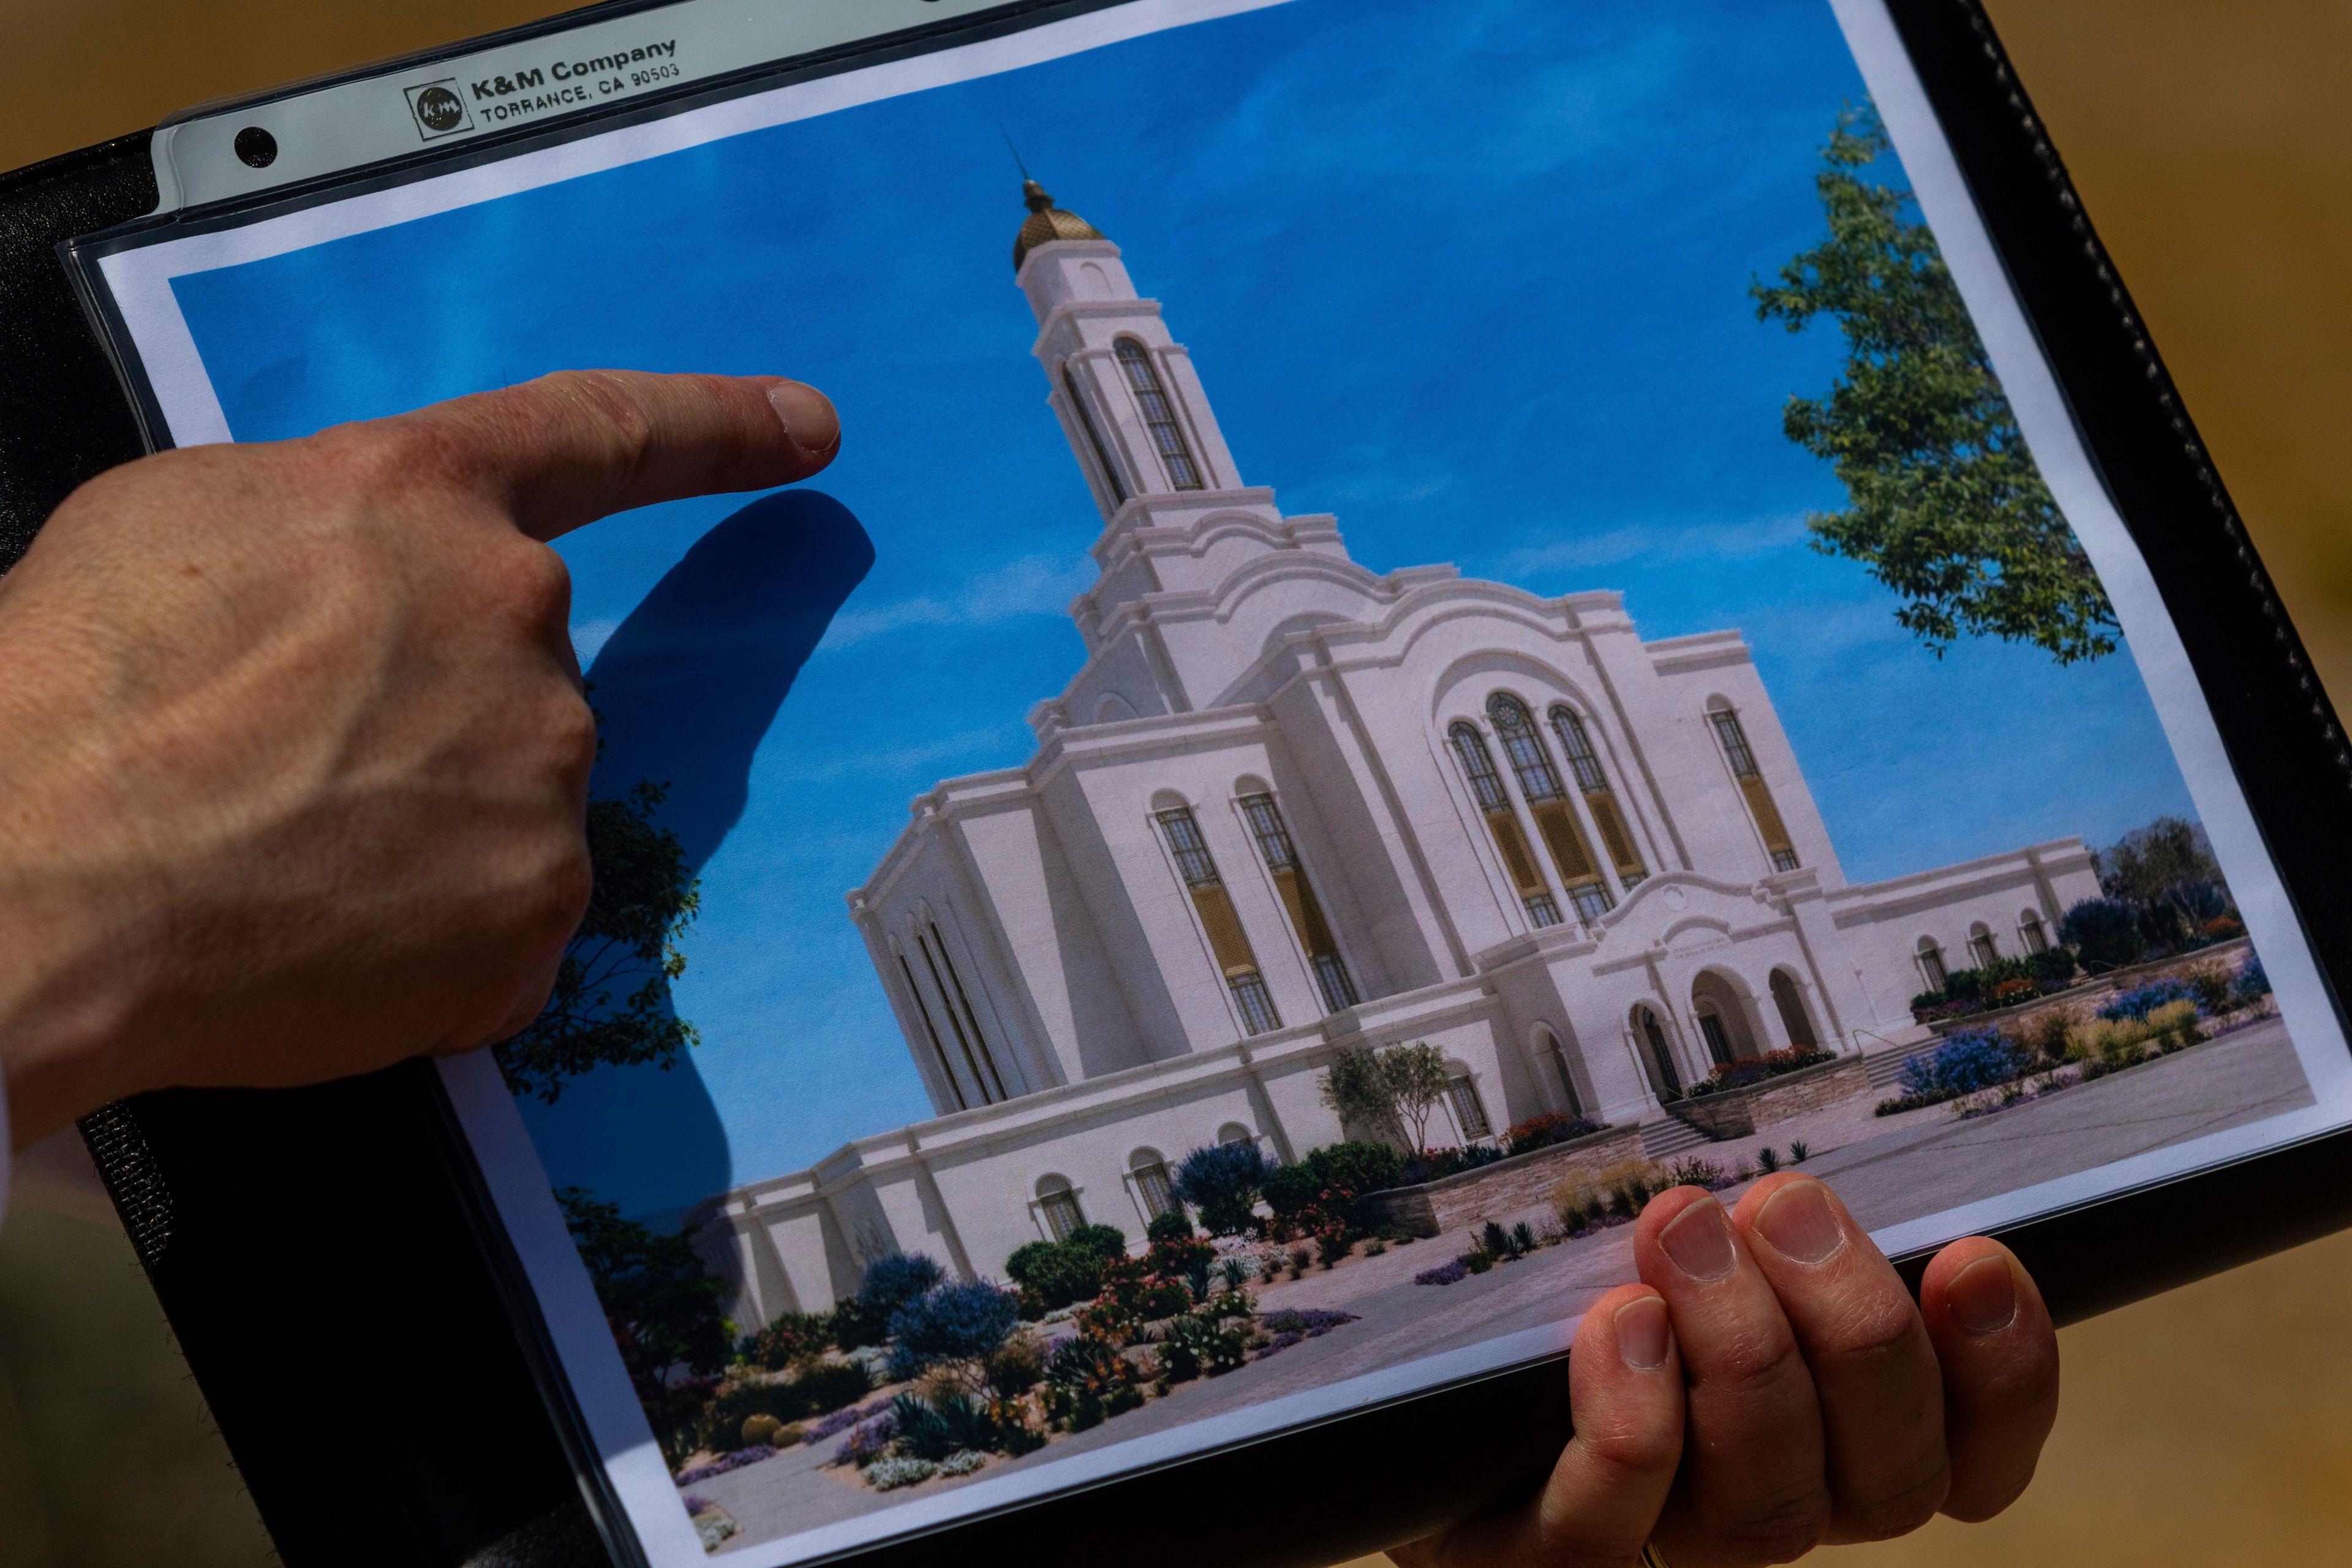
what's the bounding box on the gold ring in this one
[1639,1544,1672,1568]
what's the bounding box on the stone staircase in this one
[1863,1046,1918,1091]
[1641,1116,1717,1158]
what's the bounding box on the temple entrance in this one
[1632,1004,1681,1097]
[1690,970,1758,1064]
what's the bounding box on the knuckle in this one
[489,541,574,623]
[1836,1460,1950,1542]
[1827,1290,1922,1363]
[1577,1415,1681,1483]
[1696,1322,1806,1396]
[1697,1490,1830,1566]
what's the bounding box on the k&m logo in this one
[404,78,473,141]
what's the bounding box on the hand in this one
[1391,1177,2060,1567]
[0,371,840,1147]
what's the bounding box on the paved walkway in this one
[703,1017,2312,1551]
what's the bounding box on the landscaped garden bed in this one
[1360,1120,1640,1238]
[1667,1052,1869,1139]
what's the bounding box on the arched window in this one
[1917,936,1949,993]
[1967,922,2000,970]
[1445,1067,1493,1141]
[1708,700,1799,872]
[1550,704,1648,888]
[1129,1150,1178,1218]
[1769,970,1818,1049]
[1634,1005,1681,1096]
[1061,361,1127,508]
[1487,695,1612,920]
[2018,910,2050,956]
[1155,805,1281,1035]
[1691,971,1753,1065]
[1036,1175,1085,1242]
[1449,721,1561,928]
[1237,790,1359,1013]
[1216,1122,1256,1146]
[1115,338,1204,490]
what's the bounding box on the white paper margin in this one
[84,1,2352,1563]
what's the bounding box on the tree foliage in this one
[1754,105,2116,665]
[1172,1140,1270,1236]
[2095,815,2223,907]
[1318,1041,1453,1152]
[497,778,701,1102]
[556,1185,731,1458]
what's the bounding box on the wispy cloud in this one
[762,726,1010,786]
[570,617,620,665]
[1496,513,1814,577]
[816,554,1096,651]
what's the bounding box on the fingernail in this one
[1753,1179,1846,1267]
[766,379,840,458]
[1947,1256,2019,1335]
[1658,1197,1737,1282]
[1615,1296,1672,1371]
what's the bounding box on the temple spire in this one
[1012,179,1105,270]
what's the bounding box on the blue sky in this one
[168,0,2196,1218]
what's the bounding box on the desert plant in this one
[859,1253,946,1316]
[1414,1259,1471,1286]
[1480,1220,1515,1261]
[937,1449,988,1476]
[1159,1309,1251,1379]
[2068,1016,2151,1072]
[2146,998,2203,1052]
[2183,963,2233,1018]
[981,1340,1044,1397]
[887,1282,1020,1382]
[2235,951,2272,1000]
[1363,1238,1388,1256]
[2100,978,2197,1023]
[1315,1228,1353,1268]
[1464,1248,1494,1274]
[1288,1245,1312,1278]
[865,1455,937,1491]
[1511,1221,1539,1254]
[1757,1147,1782,1174]
[1173,1141,1272,1237]
[1788,1140,1810,1164]
[1664,1155,1730,1190]
[1216,1257,1251,1294]
[890,1392,1001,1461]
[832,1410,898,1467]
[741,1413,783,1448]
[2022,1005,2081,1063]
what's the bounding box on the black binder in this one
[4,4,2350,1566]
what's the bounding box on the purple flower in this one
[682,1495,713,1517]
[1256,1331,1305,1357]
[832,1411,899,1468]
[1262,1308,1358,1336]
[1414,1261,1471,1286]
[802,1398,888,1445]
[673,1447,777,1487]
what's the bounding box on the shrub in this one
[2234,951,2272,1000]
[1512,1221,1539,1254]
[1788,1140,1810,1164]
[2202,915,2246,941]
[866,1455,936,1491]
[1480,1220,1517,1261]
[859,1253,946,1316]
[891,1392,1002,1461]
[2067,1016,2152,1072]
[1898,1029,2030,1100]
[1414,1260,1471,1286]
[887,1283,1020,1381]
[1216,1257,1251,1294]
[1502,1112,1604,1157]
[1556,1158,1670,1232]
[1067,1223,1128,1262]
[1664,1155,1730,1190]
[1075,1256,1192,1344]
[1363,1238,1387,1256]
[1159,1309,1250,1379]
[832,1411,897,1466]
[1397,1143,1508,1183]
[1990,976,2038,1009]
[1464,1249,1494,1274]
[827,1295,893,1351]
[2022,1005,2081,1063]
[938,1449,988,1476]
[1757,1147,1781,1174]
[2146,998,2203,1052]
[739,1310,832,1371]
[1145,1210,1194,1247]
[1684,1046,1832,1097]
[793,1359,877,1415]
[1315,1229,1353,1268]
[2100,977,2196,1023]
[1174,1142,1272,1236]
[1040,1336,1129,1431]
[1003,1240,1102,1314]
[2183,963,2233,1017]
[1288,1245,1313,1277]
[801,1397,889,1445]
[1261,1308,1358,1337]
[2027,946,2079,990]
[981,1340,1043,1396]
[2061,898,2142,970]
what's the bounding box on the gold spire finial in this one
[1013,178,1104,270]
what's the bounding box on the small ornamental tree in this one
[498,778,703,1103]
[2060,897,2143,971]
[1754,105,2115,666]
[1317,1042,1453,1152]
[1380,1043,1453,1152]
[557,1186,731,1463]
[1172,1141,1270,1236]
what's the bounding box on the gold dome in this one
[1012,179,1104,269]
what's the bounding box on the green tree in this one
[496,778,701,1102]
[1754,104,2116,665]
[2095,815,2222,905]
[556,1186,731,1461]
[1317,1041,1454,1152]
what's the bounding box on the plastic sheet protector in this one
[70,1,2352,1561]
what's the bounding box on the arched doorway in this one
[1534,1025,1585,1117]
[1631,1004,1681,1098]
[1690,970,1757,1065]
[1768,968,1818,1049]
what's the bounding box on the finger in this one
[1730,1175,1948,1542]
[383,369,842,541]
[1635,1188,1830,1567]
[1918,1238,2059,1522]
[1393,1285,1683,1568]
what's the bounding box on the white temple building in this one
[693,183,2100,1320]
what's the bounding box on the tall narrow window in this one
[1550,705,1648,889]
[1130,1152,1178,1218]
[1115,338,1204,490]
[919,930,1001,1104]
[1061,361,1127,508]
[1237,792,1359,1013]
[1036,1177,1085,1242]
[1696,1006,1735,1067]
[1637,1006,1682,1096]
[897,951,968,1111]
[1156,805,1282,1035]
[1917,937,1948,993]
[1449,722,1561,927]
[2019,911,2050,955]
[1446,1071,1492,1140]
[1488,695,1613,920]
[931,922,1008,1101]
[1967,924,2000,970]
[1709,703,1800,872]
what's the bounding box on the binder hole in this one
[234,127,277,168]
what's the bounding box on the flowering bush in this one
[1897,1030,2030,1099]
[2235,951,2271,1000]
[887,1281,1020,1380]
[2100,977,2198,1022]
[1413,1259,1471,1286]
[1260,1308,1357,1337]
[2203,916,2246,941]
[1075,1256,1192,1345]
[1990,977,2038,1008]
[801,1398,889,1445]
[832,1411,898,1468]
[1174,1141,1272,1236]
[1502,1112,1604,1157]
[865,1455,937,1491]
[737,1310,832,1370]
[858,1253,945,1314]
[1156,1308,1251,1381]
[1684,1046,1833,1097]
[938,1449,989,1476]
[1039,1335,1132,1431]
[1257,1329,1306,1355]
[1397,1143,1507,1184]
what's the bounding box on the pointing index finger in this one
[382,369,842,541]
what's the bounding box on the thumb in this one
[379,369,842,542]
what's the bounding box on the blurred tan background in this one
[3,1,2350,1564]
